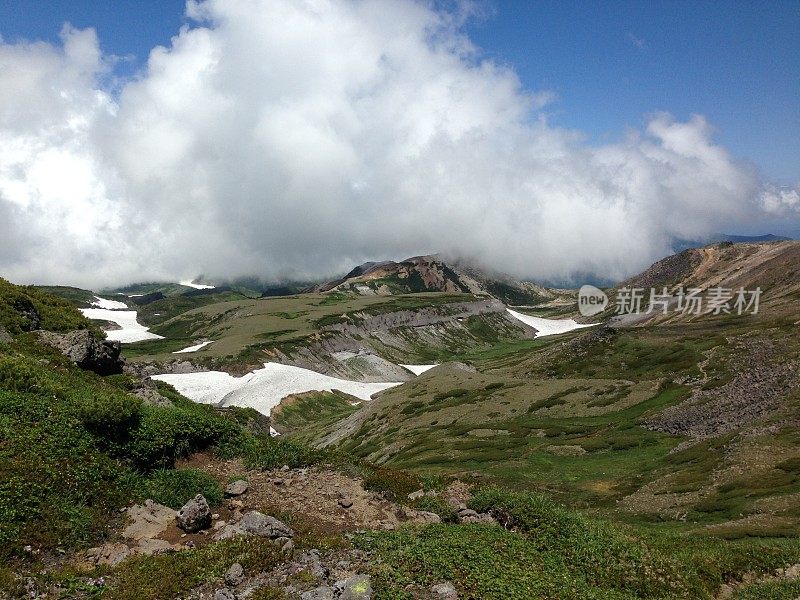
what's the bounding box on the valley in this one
[1,241,800,599]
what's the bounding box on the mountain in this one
[605,239,800,325]
[671,233,792,252]
[306,254,562,306]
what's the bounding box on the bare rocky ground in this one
[72,454,478,600]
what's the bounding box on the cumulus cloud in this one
[0,0,795,288]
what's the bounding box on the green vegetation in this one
[0,277,100,337]
[142,468,223,509]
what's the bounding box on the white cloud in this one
[0,0,794,289]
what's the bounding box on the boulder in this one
[335,575,372,600]
[225,480,249,497]
[213,589,236,600]
[86,543,130,566]
[176,494,212,533]
[414,511,441,524]
[301,587,335,600]
[0,326,11,343]
[123,500,176,541]
[36,329,125,375]
[432,581,458,599]
[135,538,174,555]
[213,511,293,544]
[407,489,424,501]
[224,562,244,586]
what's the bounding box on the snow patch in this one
[173,341,213,354]
[90,296,128,310]
[153,362,402,416]
[506,309,597,338]
[400,364,438,376]
[80,308,164,343]
[179,280,215,290]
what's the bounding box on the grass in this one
[142,468,223,509]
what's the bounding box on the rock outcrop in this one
[36,329,125,375]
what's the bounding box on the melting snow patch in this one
[80,308,164,343]
[179,280,215,290]
[173,341,213,354]
[400,364,438,376]
[506,309,597,338]
[153,362,402,416]
[90,296,128,310]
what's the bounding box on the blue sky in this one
[1,0,797,183]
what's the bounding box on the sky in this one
[0,0,798,288]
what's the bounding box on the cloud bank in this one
[0,0,796,289]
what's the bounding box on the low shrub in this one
[143,468,223,509]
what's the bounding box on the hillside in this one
[279,242,800,544]
[603,240,800,326]
[2,280,800,598]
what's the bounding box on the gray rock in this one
[213,511,293,541]
[36,329,124,375]
[225,480,249,497]
[432,581,458,599]
[460,512,495,525]
[0,326,11,343]
[414,511,441,524]
[87,543,131,566]
[123,500,176,541]
[224,562,244,586]
[301,586,335,600]
[335,574,372,600]
[132,383,173,407]
[407,489,425,501]
[338,496,354,509]
[213,588,236,600]
[176,494,212,533]
[298,549,329,579]
[135,538,174,555]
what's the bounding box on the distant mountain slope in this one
[307,254,561,306]
[608,240,800,324]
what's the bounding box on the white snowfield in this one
[400,364,438,375]
[90,296,128,310]
[153,362,402,416]
[179,280,215,290]
[79,308,164,343]
[506,309,596,338]
[173,341,213,354]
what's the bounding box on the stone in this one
[301,587,335,600]
[431,581,458,599]
[414,511,441,524]
[460,512,495,525]
[123,500,176,541]
[338,496,354,509]
[135,538,174,555]
[224,562,244,586]
[35,329,124,375]
[213,588,236,600]
[225,480,249,497]
[213,511,293,541]
[0,326,11,343]
[335,575,372,600]
[89,543,131,566]
[176,494,212,533]
[297,549,329,579]
[407,489,424,501]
